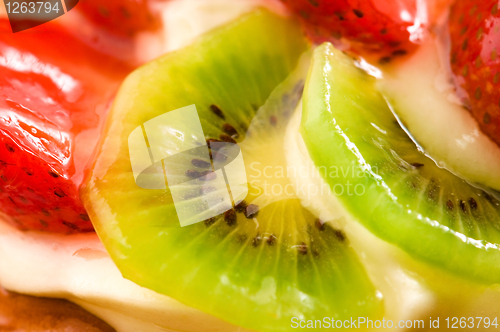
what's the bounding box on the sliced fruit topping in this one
[77,0,163,37]
[301,42,500,284]
[83,10,383,330]
[0,19,133,233]
[449,0,500,147]
[380,40,500,191]
[280,0,418,62]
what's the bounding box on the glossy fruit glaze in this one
[280,0,455,63]
[448,0,500,147]
[0,17,135,233]
[77,0,166,37]
[280,0,419,62]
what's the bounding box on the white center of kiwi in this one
[240,98,303,209]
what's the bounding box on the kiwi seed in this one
[200,186,216,195]
[206,138,223,146]
[469,197,478,210]
[198,171,217,181]
[252,234,261,247]
[460,200,467,213]
[210,104,225,119]
[222,123,238,136]
[333,230,346,242]
[244,204,259,218]
[204,217,216,227]
[213,153,227,163]
[219,134,237,144]
[235,200,247,212]
[237,234,247,243]
[185,170,200,178]
[427,180,440,201]
[224,209,237,226]
[191,159,211,168]
[315,219,325,231]
[297,242,308,255]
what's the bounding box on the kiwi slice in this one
[301,43,500,284]
[83,11,383,331]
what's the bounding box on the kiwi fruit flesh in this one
[301,43,500,284]
[83,11,383,331]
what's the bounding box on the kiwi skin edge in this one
[301,42,500,285]
[83,10,384,332]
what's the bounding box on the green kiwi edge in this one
[83,10,383,332]
[301,42,500,284]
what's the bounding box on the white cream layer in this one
[135,0,286,63]
[285,103,500,332]
[0,1,271,331]
[2,1,500,331]
[0,220,250,332]
[379,38,500,190]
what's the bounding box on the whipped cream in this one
[135,0,286,63]
[379,38,500,190]
[0,219,249,332]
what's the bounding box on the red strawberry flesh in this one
[77,0,165,37]
[280,0,419,62]
[449,0,500,147]
[0,19,134,233]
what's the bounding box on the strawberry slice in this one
[449,0,500,147]
[0,20,133,233]
[76,0,164,37]
[280,0,419,62]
